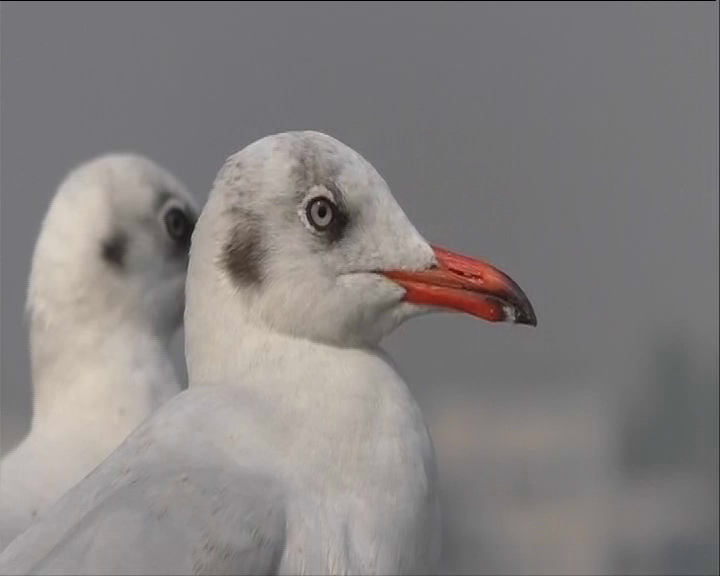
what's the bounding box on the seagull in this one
[0,153,198,550]
[0,132,535,575]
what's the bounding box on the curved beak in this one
[382,245,537,326]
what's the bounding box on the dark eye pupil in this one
[165,208,189,241]
[306,197,336,231]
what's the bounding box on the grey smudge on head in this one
[289,134,342,199]
[218,133,355,287]
[221,206,265,287]
[101,230,129,270]
[289,135,351,245]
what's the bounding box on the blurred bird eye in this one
[164,207,192,243]
[306,197,336,231]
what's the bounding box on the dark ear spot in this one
[101,231,128,270]
[221,208,265,286]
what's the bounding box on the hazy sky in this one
[1,2,718,450]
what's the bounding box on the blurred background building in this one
[430,330,718,574]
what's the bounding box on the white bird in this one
[0,154,198,550]
[0,132,535,575]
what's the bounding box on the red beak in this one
[382,245,537,326]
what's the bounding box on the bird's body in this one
[0,132,534,575]
[1,154,197,549]
[1,339,440,575]
[0,329,180,546]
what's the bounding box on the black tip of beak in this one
[504,286,537,327]
[515,304,537,327]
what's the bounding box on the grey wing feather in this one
[0,461,286,576]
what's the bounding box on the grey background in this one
[1,2,718,574]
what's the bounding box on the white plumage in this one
[0,154,198,550]
[0,132,535,575]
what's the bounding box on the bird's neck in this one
[30,315,179,436]
[184,218,413,409]
[187,322,437,503]
[187,308,417,418]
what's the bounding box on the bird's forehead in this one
[226,132,379,205]
[288,138,343,199]
[289,132,378,192]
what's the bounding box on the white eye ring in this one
[305,196,336,231]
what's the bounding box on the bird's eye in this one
[306,197,336,231]
[163,207,193,243]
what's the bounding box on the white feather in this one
[0,153,197,550]
[0,133,443,574]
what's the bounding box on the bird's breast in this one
[275,383,441,574]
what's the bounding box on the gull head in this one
[28,153,198,336]
[188,131,535,349]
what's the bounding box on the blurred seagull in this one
[0,132,535,575]
[0,154,198,549]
